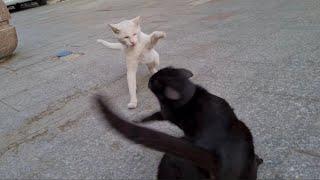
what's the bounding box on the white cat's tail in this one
[97,39,123,50]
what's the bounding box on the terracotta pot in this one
[0,0,18,61]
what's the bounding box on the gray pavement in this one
[0,0,319,179]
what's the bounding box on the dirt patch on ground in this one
[51,51,85,61]
[58,119,78,132]
[201,11,237,21]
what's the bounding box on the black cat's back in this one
[160,85,258,179]
[194,86,260,180]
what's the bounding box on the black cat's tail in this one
[95,95,218,175]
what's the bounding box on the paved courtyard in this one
[0,0,319,179]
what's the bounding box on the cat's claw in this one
[127,102,137,109]
[97,39,104,43]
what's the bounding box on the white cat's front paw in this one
[97,39,104,43]
[153,31,166,39]
[127,102,137,109]
[160,31,166,38]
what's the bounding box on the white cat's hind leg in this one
[147,51,160,74]
[126,60,138,109]
[147,62,158,74]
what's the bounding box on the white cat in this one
[97,16,166,109]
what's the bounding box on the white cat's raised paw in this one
[152,31,166,39]
[160,31,166,38]
[127,102,137,109]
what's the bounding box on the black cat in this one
[95,67,262,180]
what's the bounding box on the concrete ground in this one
[0,0,319,179]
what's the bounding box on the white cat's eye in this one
[124,36,129,39]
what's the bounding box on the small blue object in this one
[56,50,73,57]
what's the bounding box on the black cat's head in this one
[148,67,196,107]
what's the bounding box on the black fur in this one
[95,96,218,179]
[95,67,262,180]
[142,67,263,179]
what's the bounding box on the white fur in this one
[97,16,165,109]
[96,39,123,50]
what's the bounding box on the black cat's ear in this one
[164,86,181,100]
[179,68,193,79]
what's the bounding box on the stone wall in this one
[0,0,17,61]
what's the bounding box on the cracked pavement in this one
[0,0,319,179]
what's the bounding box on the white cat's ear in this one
[179,68,193,79]
[131,16,141,26]
[164,87,181,100]
[109,24,120,34]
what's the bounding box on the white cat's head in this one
[109,16,141,48]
